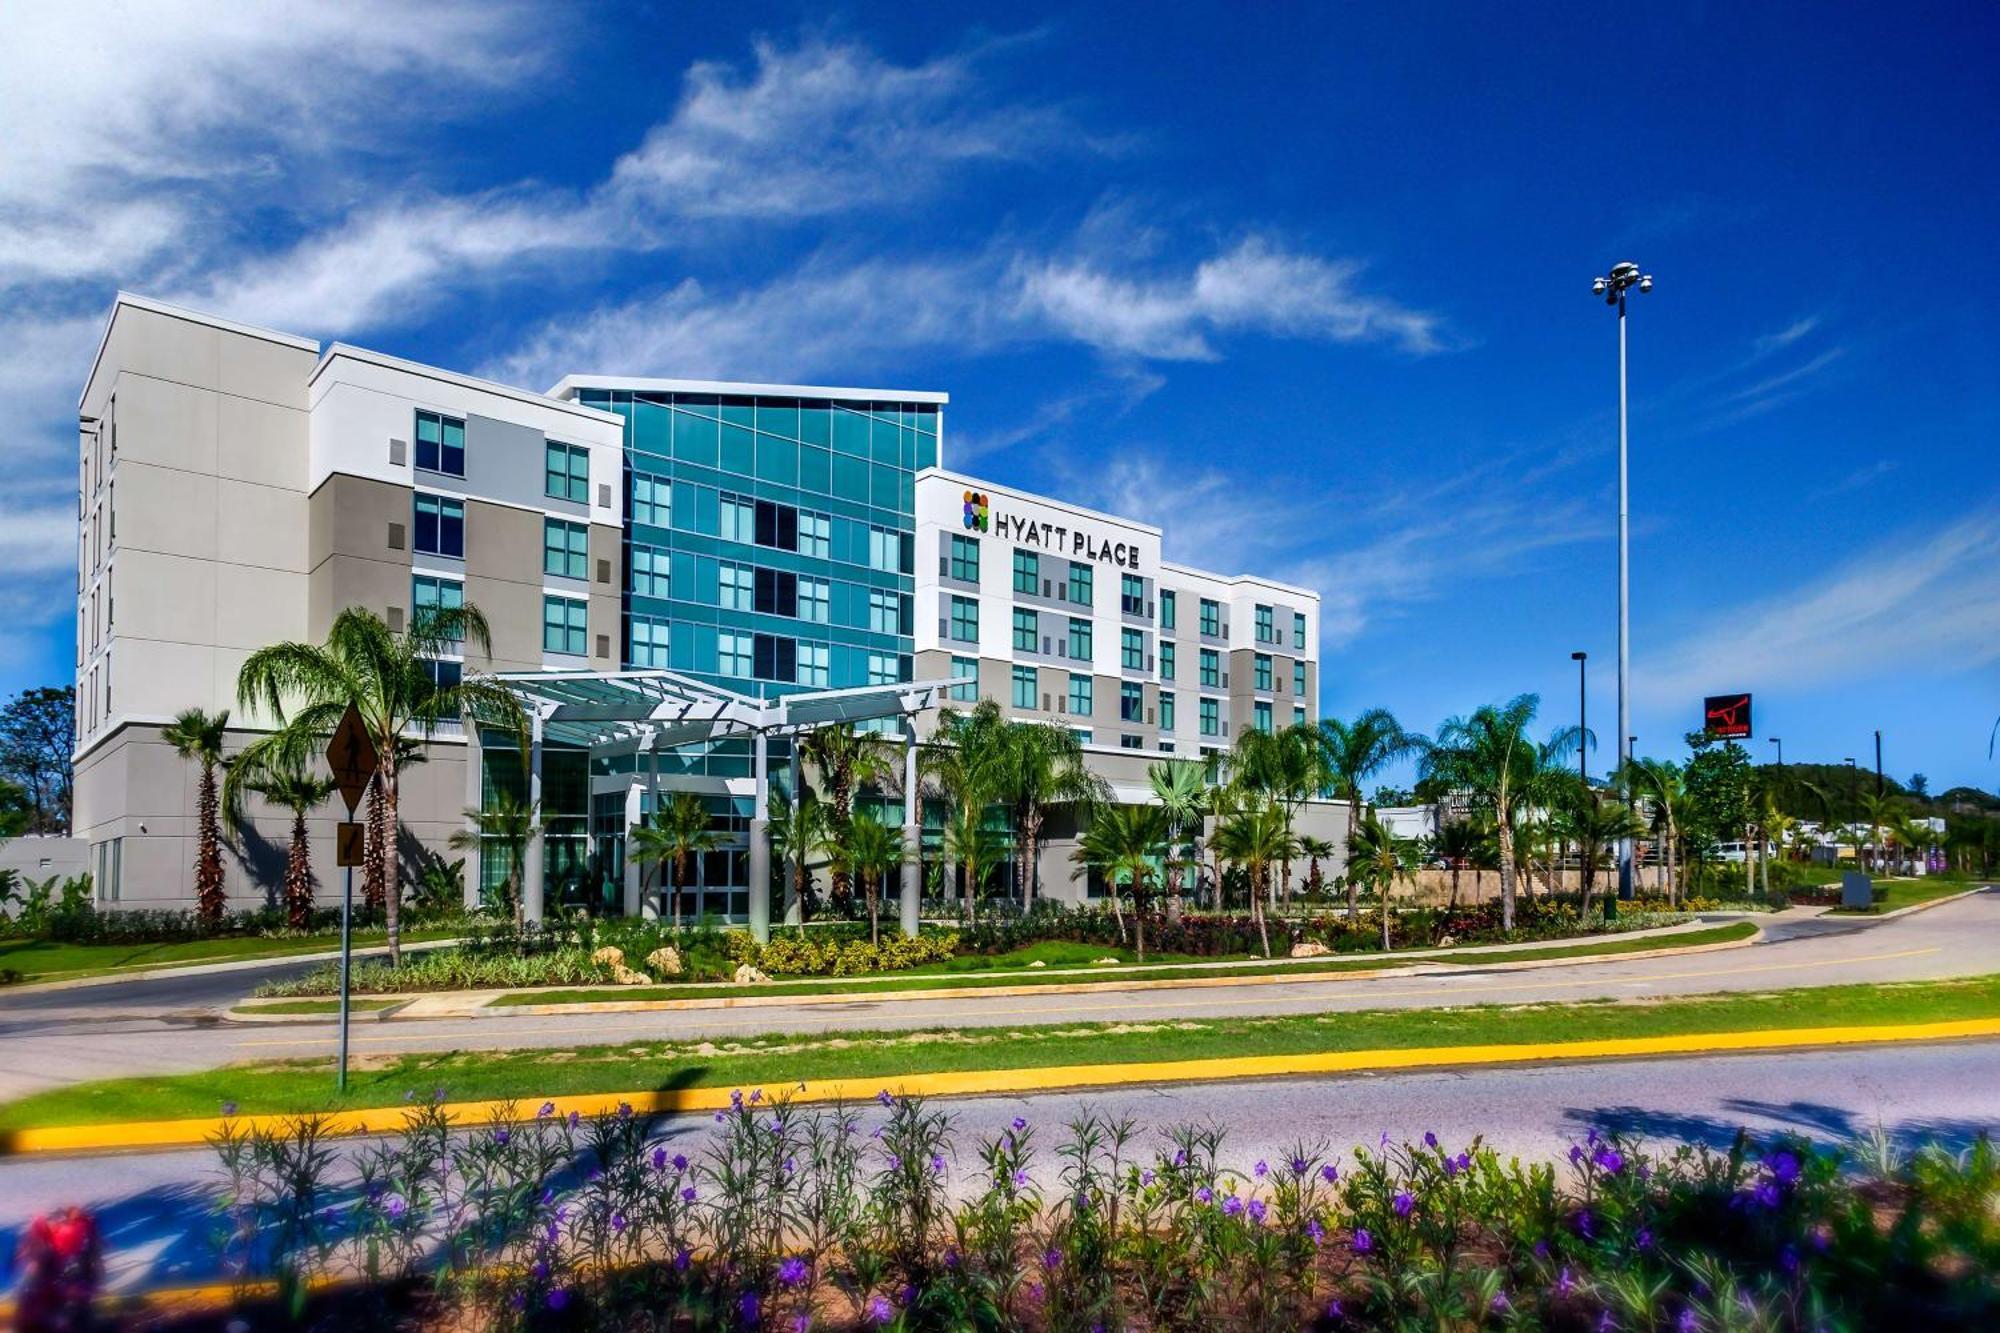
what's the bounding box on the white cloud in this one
[1751,316,1820,358]
[1640,509,2000,703]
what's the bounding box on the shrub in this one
[741,930,960,977]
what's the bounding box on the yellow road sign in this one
[335,821,367,867]
[326,704,379,816]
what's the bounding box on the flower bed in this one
[188,1091,1997,1330]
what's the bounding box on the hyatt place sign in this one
[962,490,1142,570]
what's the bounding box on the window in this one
[543,518,588,579]
[412,575,464,641]
[752,633,796,683]
[798,576,830,624]
[754,498,798,551]
[719,561,753,611]
[629,615,669,667]
[1200,698,1220,736]
[1068,673,1093,717]
[1294,611,1308,650]
[1200,648,1221,688]
[1254,701,1274,734]
[949,534,980,583]
[948,656,978,702]
[1255,604,1274,643]
[868,525,901,573]
[413,494,464,557]
[1013,548,1039,594]
[870,588,900,635]
[1067,564,1093,605]
[1121,628,1145,670]
[718,631,753,678]
[414,410,465,477]
[1013,608,1038,652]
[1159,641,1176,681]
[545,441,589,502]
[1254,654,1273,691]
[421,659,461,690]
[1120,735,1144,750]
[755,567,798,618]
[1120,681,1143,722]
[1293,661,1307,697]
[1294,706,1307,727]
[631,474,670,527]
[798,510,832,559]
[1011,665,1037,709]
[1159,691,1176,732]
[866,652,902,685]
[720,492,755,543]
[798,642,830,688]
[629,545,667,597]
[1121,573,1145,615]
[1066,617,1093,660]
[1160,590,1176,629]
[542,595,588,656]
[949,595,979,643]
[1200,598,1220,636]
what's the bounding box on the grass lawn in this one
[490,923,1759,1008]
[1830,878,1987,915]
[232,998,403,1016]
[2,967,1989,1131]
[0,926,463,984]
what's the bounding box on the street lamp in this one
[1770,736,1783,769]
[1591,261,1652,899]
[1571,651,1588,783]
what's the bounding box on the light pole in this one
[1770,736,1783,769]
[1591,261,1652,899]
[1571,651,1589,783]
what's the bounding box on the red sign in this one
[1703,693,1753,739]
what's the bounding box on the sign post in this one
[326,704,380,1096]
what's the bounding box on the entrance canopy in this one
[496,669,942,750]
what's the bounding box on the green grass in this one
[1830,878,1987,915]
[2,967,1990,1132]
[0,926,462,984]
[232,998,403,1016]
[475,923,1757,1007]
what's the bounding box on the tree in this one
[765,788,828,928]
[1624,758,1689,904]
[1859,793,1901,875]
[924,701,1009,917]
[1316,710,1425,921]
[836,810,906,946]
[629,792,722,928]
[940,805,1006,923]
[1229,721,1327,905]
[1071,803,1169,961]
[1681,736,1754,888]
[1298,834,1336,898]
[1147,758,1210,919]
[1209,795,1295,958]
[162,708,231,928]
[236,605,525,964]
[797,724,897,913]
[222,750,337,930]
[1571,798,1648,918]
[0,776,34,839]
[1348,811,1418,951]
[1908,773,1930,800]
[989,721,1106,911]
[0,686,75,834]
[1421,695,1540,932]
[449,791,539,927]
[1431,818,1489,908]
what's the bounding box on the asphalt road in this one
[0,891,1992,1103]
[2,1038,1995,1293]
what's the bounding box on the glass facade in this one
[575,388,937,698]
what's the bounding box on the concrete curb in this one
[1845,883,1992,922]
[226,1000,410,1025]
[5,1009,1994,1158]
[0,937,466,997]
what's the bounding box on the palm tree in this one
[940,805,1007,922]
[1860,793,1900,875]
[1071,803,1170,961]
[1572,798,1648,918]
[924,701,1010,914]
[224,755,337,929]
[236,605,524,963]
[1209,796,1296,958]
[836,810,907,946]
[1421,695,1540,932]
[448,790,539,927]
[1883,811,1932,876]
[765,788,828,928]
[1316,710,1425,922]
[1431,818,1485,909]
[629,792,723,927]
[1147,758,1210,919]
[1229,722,1328,905]
[1298,835,1336,899]
[989,721,1107,912]
[1623,758,1689,906]
[1348,811,1418,951]
[163,707,231,928]
[797,724,897,912]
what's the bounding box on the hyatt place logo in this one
[961,490,989,532]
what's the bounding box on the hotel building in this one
[70,293,1333,918]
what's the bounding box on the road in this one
[0,891,1992,1103]
[2,1037,1995,1293]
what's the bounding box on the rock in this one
[590,946,625,968]
[1093,956,1121,966]
[612,966,652,985]
[1437,934,1456,948]
[1028,960,1047,968]
[1289,941,1330,958]
[733,964,771,985]
[645,946,684,976]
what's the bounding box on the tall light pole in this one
[1592,261,1652,899]
[1571,651,1589,783]
[1770,736,1783,769]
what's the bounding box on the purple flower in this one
[1636,1227,1654,1251]
[1306,1217,1326,1246]
[1569,1144,1585,1166]
[1424,1131,1438,1148]
[652,1147,668,1170]
[1253,1159,1269,1178]
[1574,1208,1595,1239]
[1779,1244,1800,1275]
[738,1290,760,1323]
[1326,1298,1344,1318]
[618,1100,633,1118]
[1676,1309,1698,1333]
[611,1212,627,1234]
[220,1100,238,1117]
[1140,1167,1156,1186]
[1557,1266,1575,1297]
[792,1318,811,1333]
[1012,1116,1027,1131]
[546,1287,568,1311]
[1534,1240,1550,1260]
[1012,1169,1029,1188]
[1320,1163,1339,1184]
[673,1153,689,1171]
[930,1153,947,1174]
[1195,1185,1214,1204]
[877,1089,894,1107]
[1593,1146,1625,1174]
[673,1246,691,1273]
[749,1088,763,1104]
[1222,1195,1244,1216]
[1173,1150,1188,1167]
[778,1256,809,1286]
[1492,1290,1511,1313]
[1596,1312,1615,1332]
[1247,1199,1267,1225]
[1768,1150,1801,1186]
[1290,1156,1309,1176]
[1043,1246,1062,1271]
[783,1156,796,1174]
[731,1089,744,1108]
[681,1186,698,1203]
[1352,1227,1373,1254]
[533,1260,550,1280]
[1453,1152,1472,1174]
[385,1195,407,1221]
[865,1295,894,1325]
[567,1110,579,1128]
[493,1127,511,1146]
[538,1101,556,1118]
[1393,1191,1415,1218]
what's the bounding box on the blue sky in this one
[3,2,1995,791]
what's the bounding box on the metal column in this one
[748,729,771,943]
[523,709,546,924]
[900,725,921,938]
[785,745,805,926]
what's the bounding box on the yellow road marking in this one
[12,1015,2000,1156]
